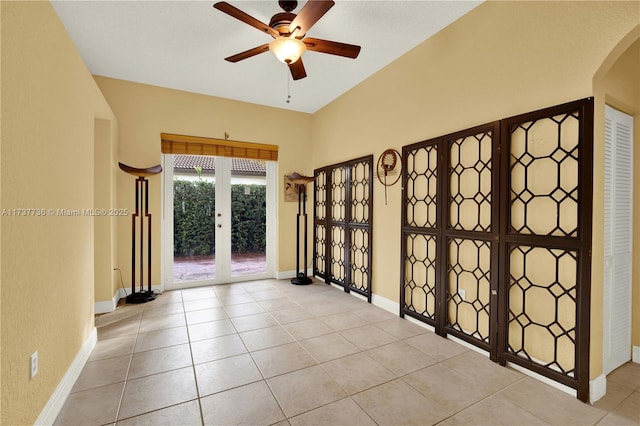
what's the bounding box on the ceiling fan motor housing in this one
[278,1,297,12]
[269,12,296,35]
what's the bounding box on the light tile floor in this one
[55,279,640,426]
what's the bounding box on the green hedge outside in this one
[173,179,266,257]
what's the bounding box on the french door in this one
[163,154,276,290]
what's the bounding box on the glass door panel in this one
[164,154,273,289]
[230,164,267,276]
[172,154,216,283]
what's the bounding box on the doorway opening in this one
[163,153,276,290]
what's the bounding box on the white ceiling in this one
[51,0,481,114]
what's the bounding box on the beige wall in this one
[599,37,640,350]
[1,2,638,423]
[94,77,313,289]
[311,1,639,381]
[0,0,3,417]
[1,2,117,424]
[593,26,640,377]
[93,118,120,303]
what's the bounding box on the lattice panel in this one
[314,224,326,277]
[315,170,327,221]
[349,228,370,293]
[406,145,438,228]
[315,155,373,300]
[510,113,580,237]
[331,166,347,222]
[449,132,493,232]
[400,99,592,402]
[350,160,371,224]
[507,245,577,377]
[403,233,437,320]
[447,238,491,343]
[330,225,345,282]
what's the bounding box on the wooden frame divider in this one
[400,98,593,401]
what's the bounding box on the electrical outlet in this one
[458,289,466,301]
[30,351,38,379]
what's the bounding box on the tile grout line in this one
[112,302,143,425]
[60,280,630,425]
[246,290,313,423]
[180,288,208,426]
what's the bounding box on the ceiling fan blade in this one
[225,44,270,62]
[289,58,307,80]
[214,2,279,38]
[303,38,361,59]
[288,0,334,38]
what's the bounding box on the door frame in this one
[162,154,277,290]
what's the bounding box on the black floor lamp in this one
[287,172,315,285]
[119,162,162,303]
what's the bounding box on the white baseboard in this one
[95,284,166,313]
[633,346,640,363]
[148,284,164,295]
[506,361,577,399]
[94,288,126,314]
[589,374,607,404]
[363,290,598,402]
[277,269,313,280]
[371,293,400,315]
[276,270,295,280]
[35,327,97,425]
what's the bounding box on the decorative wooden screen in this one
[498,98,593,402]
[313,169,328,278]
[401,122,501,359]
[400,98,593,401]
[443,124,501,358]
[314,156,373,301]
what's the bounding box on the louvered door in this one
[603,105,634,375]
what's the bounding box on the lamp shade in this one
[269,37,306,64]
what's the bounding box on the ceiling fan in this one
[213,0,361,80]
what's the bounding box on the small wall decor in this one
[376,149,402,205]
[284,175,299,202]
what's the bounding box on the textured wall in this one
[94,76,313,282]
[310,1,639,380]
[598,37,640,356]
[1,2,116,424]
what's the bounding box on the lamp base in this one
[126,290,156,304]
[291,273,312,285]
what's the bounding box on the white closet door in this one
[603,105,634,375]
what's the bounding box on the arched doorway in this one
[592,24,640,401]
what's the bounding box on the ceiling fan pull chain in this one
[286,71,292,104]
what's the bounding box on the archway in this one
[591,24,640,402]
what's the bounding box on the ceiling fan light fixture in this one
[269,37,306,64]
